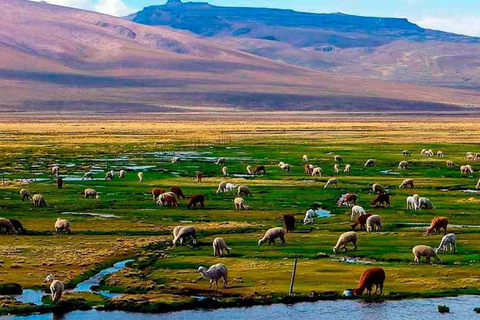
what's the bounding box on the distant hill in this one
[130,0,480,89]
[0,0,479,115]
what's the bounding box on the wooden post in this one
[289,259,298,296]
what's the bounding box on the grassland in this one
[1,119,480,314]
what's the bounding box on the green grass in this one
[1,124,480,314]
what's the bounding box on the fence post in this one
[289,259,298,295]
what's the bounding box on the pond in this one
[11,260,134,305]
[5,295,480,319]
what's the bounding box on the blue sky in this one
[31,0,480,36]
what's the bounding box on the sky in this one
[30,0,480,37]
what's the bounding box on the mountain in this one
[130,0,480,89]
[0,0,479,115]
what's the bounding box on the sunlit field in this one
[1,118,480,314]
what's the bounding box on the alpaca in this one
[198,263,228,289]
[43,274,64,303]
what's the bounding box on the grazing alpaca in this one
[403,150,411,156]
[171,157,181,163]
[333,231,357,254]
[303,154,308,162]
[351,213,371,231]
[424,217,448,236]
[412,245,442,264]
[371,193,390,207]
[372,183,386,194]
[446,160,455,168]
[304,164,314,174]
[476,178,480,190]
[258,227,286,246]
[399,178,414,189]
[119,169,126,179]
[254,165,266,175]
[351,205,366,221]
[20,189,32,201]
[234,197,250,210]
[237,186,253,197]
[157,193,179,207]
[334,155,343,162]
[282,214,295,233]
[81,172,94,180]
[338,193,357,207]
[8,219,26,234]
[172,226,197,247]
[105,170,114,181]
[187,194,205,209]
[198,263,228,289]
[435,233,456,254]
[311,167,322,177]
[171,186,186,199]
[0,218,16,234]
[152,188,166,200]
[215,157,226,165]
[83,188,99,199]
[398,161,408,170]
[353,267,385,296]
[324,177,338,189]
[55,218,71,235]
[344,164,351,173]
[212,238,231,257]
[43,274,64,303]
[364,159,375,167]
[138,172,144,182]
[246,165,253,175]
[334,164,339,173]
[32,194,47,207]
[366,215,382,232]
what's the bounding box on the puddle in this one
[61,212,119,218]
[337,258,374,265]
[12,289,45,305]
[231,174,252,178]
[380,170,400,175]
[125,166,156,171]
[462,190,479,194]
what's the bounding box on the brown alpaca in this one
[353,267,385,296]
[187,194,205,209]
[196,172,203,182]
[0,218,16,235]
[424,217,448,235]
[56,177,64,189]
[371,193,390,207]
[351,213,372,231]
[282,214,295,233]
[152,188,166,200]
[162,194,178,207]
[171,186,185,199]
[339,193,357,206]
[254,166,267,175]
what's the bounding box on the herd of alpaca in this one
[4,149,477,301]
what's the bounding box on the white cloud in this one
[31,0,94,11]
[94,0,134,17]
[414,16,480,37]
[30,0,134,17]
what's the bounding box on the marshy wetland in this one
[1,120,480,317]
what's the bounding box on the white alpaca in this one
[351,205,366,221]
[43,274,64,303]
[138,172,144,182]
[435,233,456,254]
[198,263,228,289]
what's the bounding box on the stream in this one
[4,295,480,319]
[12,259,134,305]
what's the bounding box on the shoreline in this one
[3,289,480,317]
